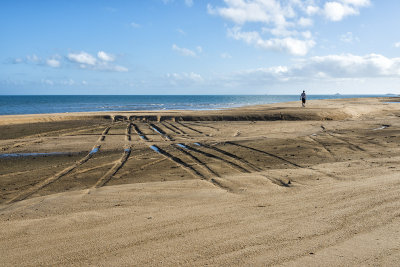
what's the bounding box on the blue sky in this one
[1,0,400,95]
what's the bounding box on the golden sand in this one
[1,97,400,266]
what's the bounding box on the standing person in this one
[300,90,306,107]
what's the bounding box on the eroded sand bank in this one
[1,97,400,266]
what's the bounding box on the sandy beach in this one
[1,97,400,266]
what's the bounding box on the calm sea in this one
[0,95,392,115]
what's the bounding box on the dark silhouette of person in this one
[300,90,306,107]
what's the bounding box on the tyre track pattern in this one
[174,144,220,177]
[1,124,110,152]
[94,122,133,187]
[164,121,186,134]
[225,141,341,180]
[99,126,111,141]
[149,123,173,141]
[318,129,376,159]
[149,145,229,191]
[149,145,205,179]
[176,121,203,134]
[94,146,132,188]
[7,144,102,204]
[327,132,365,152]
[184,122,219,130]
[131,123,206,179]
[6,123,115,203]
[308,135,337,160]
[225,141,303,168]
[132,123,149,141]
[160,122,182,134]
[184,144,250,173]
[201,143,261,172]
[131,122,227,189]
[126,123,132,141]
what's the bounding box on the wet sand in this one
[1,97,400,266]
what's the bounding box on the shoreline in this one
[0,95,396,118]
[1,97,398,126]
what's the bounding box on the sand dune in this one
[1,97,400,266]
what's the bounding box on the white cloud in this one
[46,58,60,68]
[323,0,370,21]
[67,52,97,65]
[184,0,193,7]
[228,27,315,56]
[12,54,62,68]
[324,2,357,21]
[61,79,75,85]
[166,72,204,85]
[298,17,313,27]
[340,31,359,43]
[306,5,320,15]
[13,58,23,64]
[394,42,400,48]
[208,1,287,26]
[248,53,400,79]
[110,65,129,72]
[175,53,400,94]
[172,44,198,57]
[67,51,128,72]
[97,51,115,62]
[42,79,54,86]
[161,0,193,6]
[27,54,40,63]
[208,0,370,56]
[341,0,370,7]
[196,53,400,90]
[11,52,126,72]
[221,52,232,59]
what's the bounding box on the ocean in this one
[0,95,392,116]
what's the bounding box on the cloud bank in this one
[172,44,202,57]
[11,51,127,72]
[164,53,400,92]
[66,51,127,72]
[208,0,371,56]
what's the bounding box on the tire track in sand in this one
[145,124,217,179]
[163,121,186,134]
[160,121,182,134]
[6,144,101,203]
[225,141,303,168]
[201,143,261,172]
[93,122,133,188]
[132,123,149,141]
[5,124,113,203]
[1,122,111,152]
[174,144,220,177]
[138,122,207,178]
[132,122,228,190]
[148,123,173,141]
[184,122,219,130]
[308,135,337,160]
[176,121,204,134]
[93,147,132,188]
[148,145,205,179]
[226,141,341,180]
[184,144,251,173]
